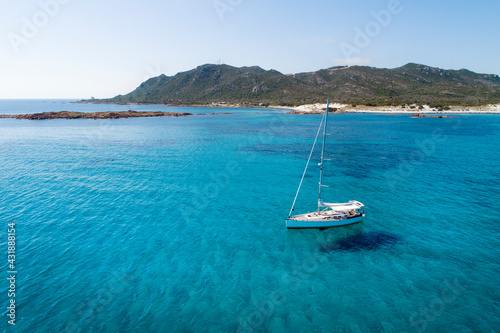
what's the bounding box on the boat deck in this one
[289,210,362,222]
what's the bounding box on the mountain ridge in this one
[85,63,500,106]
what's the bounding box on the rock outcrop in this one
[0,110,192,120]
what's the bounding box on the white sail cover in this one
[319,200,364,211]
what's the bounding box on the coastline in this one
[79,100,500,114]
[3,103,499,119]
[272,103,500,114]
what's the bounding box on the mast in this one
[287,110,325,219]
[317,99,330,213]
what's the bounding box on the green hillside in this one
[85,63,500,106]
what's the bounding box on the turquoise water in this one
[0,101,499,332]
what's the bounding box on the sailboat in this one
[286,99,365,229]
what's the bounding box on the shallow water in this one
[0,100,499,332]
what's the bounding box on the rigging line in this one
[288,112,326,218]
[318,99,330,212]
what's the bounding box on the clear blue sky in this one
[1,0,499,99]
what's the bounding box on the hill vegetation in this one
[84,63,500,107]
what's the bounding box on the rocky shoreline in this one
[410,114,453,118]
[0,110,192,120]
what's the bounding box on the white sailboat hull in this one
[286,214,364,229]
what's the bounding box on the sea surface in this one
[0,100,499,332]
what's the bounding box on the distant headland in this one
[80,63,500,108]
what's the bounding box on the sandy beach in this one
[275,103,500,114]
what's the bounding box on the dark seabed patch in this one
[320,231,402,252]
[240,143,413,178]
